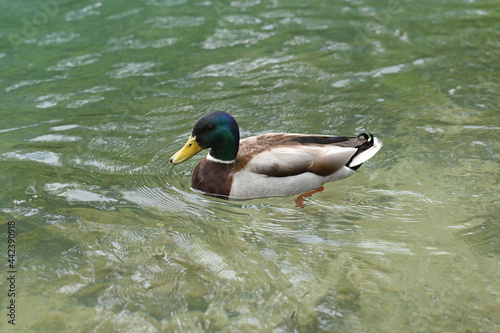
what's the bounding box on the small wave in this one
[44,182,119,204]
[106,36,178,52]
[67,96,105,109]
[66,2,103,21]
[5,74,68,92]
[47,53,101,71]
[145,16,205,29]
[1,151,61,166]
[106,8,143,21]
[106,62,158,79]
[25,32,80,46]
[144,0,187,7]
[29,134,81,142]
[201,29,275,49]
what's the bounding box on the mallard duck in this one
[170,111,381,205]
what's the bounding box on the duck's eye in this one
[188,143,193,147]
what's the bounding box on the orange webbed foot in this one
[295,186,325,208]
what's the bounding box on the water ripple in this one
[106,8,143,21]
[35,85,117,108]
[72,156,139,173]
[145,16,205,28]
[144,0,188,7]
[47,53,101,71]
[106,35,178,52]
[1,151,61,166]
[5,74,68,92]
[24,32,80,46]
[106,62,158,79]
[230,0,261,8]
[222,15,262,25]
[191,55,294,79]
[50,124,81,131]
[331,63,405,88]
[201,28,275,49]
[121,184,200,216]
[357,240,413,255]
[29,134,81,142]
[44,182,119,204]
[65,2,103,21]
[67,96,105,109]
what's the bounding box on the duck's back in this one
[227,133,381,199]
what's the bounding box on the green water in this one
[1,0,499,331]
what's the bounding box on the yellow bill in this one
[170,135,203,165]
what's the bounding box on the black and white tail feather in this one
[347,133,382,170]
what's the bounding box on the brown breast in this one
[191,159,234,199]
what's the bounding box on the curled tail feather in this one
[347,133,382,170]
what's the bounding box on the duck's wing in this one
[238,133,381,177]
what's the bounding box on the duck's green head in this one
[170,111,240,165]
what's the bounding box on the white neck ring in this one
[207,153,235,164]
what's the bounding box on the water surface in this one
[0,0,499,331]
